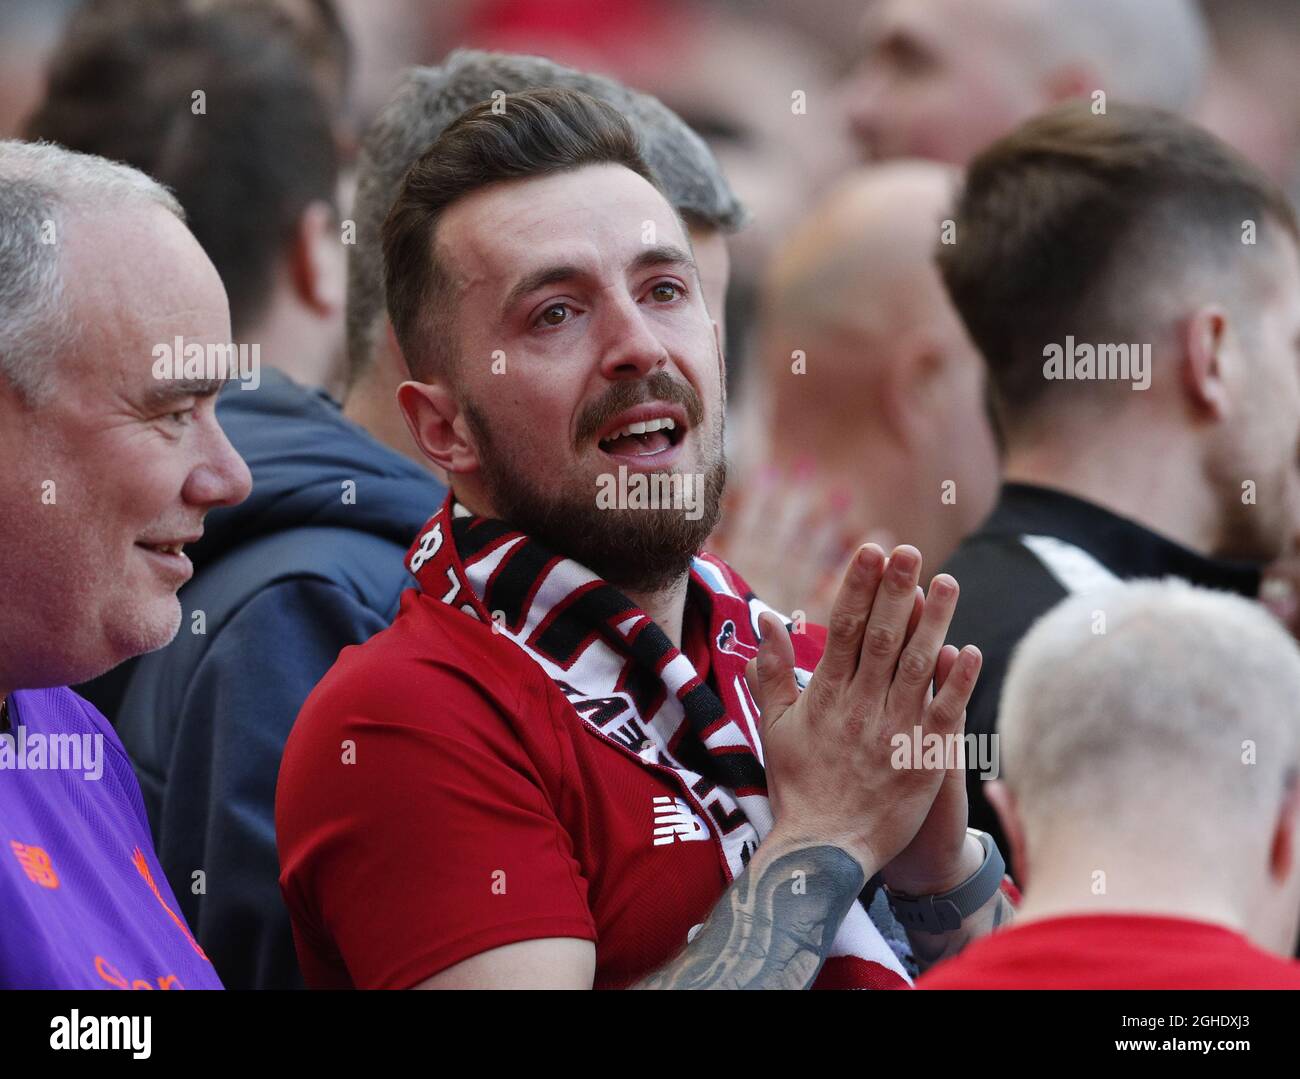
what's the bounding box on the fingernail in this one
[891,548,919,576]
[931,574,956,599]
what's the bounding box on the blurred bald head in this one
[757,161,997,570]
[767,161,960,361]
[846,0,1208,163]
[994,579,1300,953]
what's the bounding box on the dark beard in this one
[463,382,727,593]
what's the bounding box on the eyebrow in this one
[142,377,228,410]
[499,243,698,319]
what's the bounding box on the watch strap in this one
[886,829,1006,934]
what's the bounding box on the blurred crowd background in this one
[4,0,1299,617]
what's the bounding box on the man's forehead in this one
[864,0,939,39]
[436,164,688,288]
[59,206,231,389]
[866,0,1012,48]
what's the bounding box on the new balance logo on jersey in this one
[10,841,58,888]
[652,795,710,845]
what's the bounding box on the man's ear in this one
[397,378,480,475]
[1267,772,1300,885]
[885,331,944,450]
[1043,63,1102,106]
[984,779,1029,889]
[290,200,346,316]
[1183,306,1234,421]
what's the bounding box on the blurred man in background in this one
[0,1,77,137]
[845,0,1208,164]
[921,580,1300,989]
[0,140,248,989]
[720,161,998,619]
[938,101,1300,866]
[1196,0,1300,206]
[28,0,348,396]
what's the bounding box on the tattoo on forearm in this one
[635,846,865,990]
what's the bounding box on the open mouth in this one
[135,538,197,581]
[596,415,686,458]
[138,542,186,556]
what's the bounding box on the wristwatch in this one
[885,828,1005,934]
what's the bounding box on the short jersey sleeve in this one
[276,652,597,989]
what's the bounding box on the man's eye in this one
[649,282,682,303]
[880,36,934,77]
[166,407,198,426]
[538,303,569,327]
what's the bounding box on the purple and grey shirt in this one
[0,686,222,989]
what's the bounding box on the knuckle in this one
[928,697,964,731]
[863,623,900,659]
[896,646,932,685]
[827,609,865,644]
[839,704,868,740]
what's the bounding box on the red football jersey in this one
[916,913,1300,989]
[276,575,849,989]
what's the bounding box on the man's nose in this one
[844,71,887,153]
[597,295,671,380]
[184,418,252,509]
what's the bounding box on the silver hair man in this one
[0,139,248,691]
[991,578,1300,958]
[0,139,243,991]
[0,140,182,403]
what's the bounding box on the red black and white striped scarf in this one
[406,496,913,987]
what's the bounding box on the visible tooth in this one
[628,421,647,435]
[663,418,675,430]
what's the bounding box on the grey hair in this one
[999,578,1300,868]
[0,140,184,403]
[345,48,747,385]
[1034,0,1210,113]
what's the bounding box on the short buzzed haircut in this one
[938,101,1299,434]
[349,48,746,386]
[0,140,183,403]
[382,87,659,385]
[27,0,338,337]
[999,579,1300,867]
